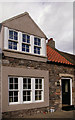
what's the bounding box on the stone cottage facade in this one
[0,12,75,118]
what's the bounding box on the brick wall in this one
[2,56,75,118]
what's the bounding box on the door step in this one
[62,105,75,111]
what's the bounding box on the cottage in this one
[0,12,75,118]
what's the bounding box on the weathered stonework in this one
[2,55,75,118]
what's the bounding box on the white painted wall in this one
[4,27,8,49]
[30,35,34,54]
[41,38,46,56]
[18,32,22,51]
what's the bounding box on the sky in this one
[0,0,74,54]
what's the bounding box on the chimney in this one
[47,38,55,48]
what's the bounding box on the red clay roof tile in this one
[47,45,73,65]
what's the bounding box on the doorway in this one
[61,78,72,106]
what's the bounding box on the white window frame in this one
[8,77,19,105]
[22,33,30,53]
[4,27,46,56]
[35,78,44,102]
[8,77,44,105]
[8,29,18,50]
[34,36,41,55]
[22,78,32,104]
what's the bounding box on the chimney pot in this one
[47,38,55,48]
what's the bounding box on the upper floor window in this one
[22,34,30,43]
[22,34,30,52]
[9,30,18,40]
[34,37,41,55]
[34,37,41,46]
[8,30,18,50]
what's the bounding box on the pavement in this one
[21,110,75,119]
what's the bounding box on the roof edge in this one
[2,12,29,24]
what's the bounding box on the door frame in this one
[61,78,72,105]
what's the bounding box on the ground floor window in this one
[8,77,44,105]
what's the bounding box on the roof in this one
[47,45,74,65]
[1,12,47,39]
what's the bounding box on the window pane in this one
[22,34,26,42]
[22,44,25,51]
[13,42,17,50]
[14,91,18,96]
[14,84,18,89]
[14,78,18,83]
[23,91,26,95]
[35,96,38,100]
[28,84,31,89]
[23,96,26,101]
[35,85,38,89]
[39,95,42,100]
[23,84,27,89]
[23,78,27,84]
[9,30,13,39]
[9,91,13,96]
[9,78,13,83]
[8,41,12,49]
[14,32,18,40]
[39,79,42,84]
[27,91,30,95]
[9,97,13,102]
[28,78,31,83]
[14,97,18,102]
[38,39,41,46]
[34,38,37,45]
[26,45,29,52]
[9,84,13,89]
[27,35,30,43]
[39,85,42,89]
[38,50,40,54]
[22,47,25,51]
[35,79,38,84]
[27,96,31,101]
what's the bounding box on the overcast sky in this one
[0,1,74,54]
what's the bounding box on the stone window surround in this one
[2,66,49,112]
[59,73,74,106]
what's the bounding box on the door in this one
[62,79,70,105]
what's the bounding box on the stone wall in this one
[2,56,75,118]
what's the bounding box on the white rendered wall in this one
[4,27,8,49]
[30,35,34,54]
[18,32,22,51]
[41,38,46,56]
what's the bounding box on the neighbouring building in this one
[0,12,75,118]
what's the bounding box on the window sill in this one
[3,49,47,58]
[9,100,44,105]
